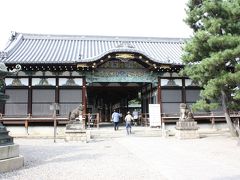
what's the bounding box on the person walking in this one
[132,109,139,126]
[111,110,122,131]
[125,111,133,135]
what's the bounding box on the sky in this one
[0,0,192,50]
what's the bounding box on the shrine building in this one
[0,32,201,122]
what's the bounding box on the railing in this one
[0,114,69,124]
[86,113,100,129]
[139,112,240,128]
[161,112,240,127]
[0,113,100,134]
[1,112,239,130]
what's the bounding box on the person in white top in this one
[132,109,139,126]
[125,111,133,135]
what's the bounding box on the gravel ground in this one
[1,132,240,180]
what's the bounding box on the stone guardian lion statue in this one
[68,105,83,122]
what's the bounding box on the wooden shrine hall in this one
[0,32,205,125]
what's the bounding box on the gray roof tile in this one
[0,32,186,65]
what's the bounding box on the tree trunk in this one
[221,90,238,137]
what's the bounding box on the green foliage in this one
[182,0,240,111]
[191,99,218,112]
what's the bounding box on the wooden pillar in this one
[87,113,91,129]
[148,84,151,106]
[140,88,144,114]
[96,113,100,129]
[158,77,163,125]
[150,83,152,104]
[146,84,148,113]
[55,78,59,115]
[182,78,186,103]
[0,103,4,115]
[82,77,87,115]
[28,78,32,115]
[157,77,162,105]
[25,114,30,135]
[109,103,112,119]
[143,84,146,113]
[1,80,6,114]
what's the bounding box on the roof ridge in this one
[18,32,187,43]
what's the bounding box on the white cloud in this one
[0,0,192,49]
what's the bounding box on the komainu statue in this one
[176,103,199,139]
[65,104,88,141]
[179,103,194,121]
[68,104,83,122]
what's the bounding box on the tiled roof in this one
[0,32,186,65]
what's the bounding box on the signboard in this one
[149,104,161,127]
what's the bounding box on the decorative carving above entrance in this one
[86,69,158,83]
[115,53,135,60]
[99,60,144,69]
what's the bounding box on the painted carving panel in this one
[86,68,158,83]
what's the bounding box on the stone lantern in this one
[0,63,24,173]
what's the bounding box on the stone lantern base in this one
[65,130,90,142]
[175,121,200,139]
[0,125,24,173]
[65,121,90,143]
[0,144,24,173]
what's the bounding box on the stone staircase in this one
[89,126,163,139]
[7,123,229,139]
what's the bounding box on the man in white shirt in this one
[125,111,133,135]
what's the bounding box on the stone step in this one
[89,129,163,138]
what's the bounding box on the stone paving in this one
[0,127,240,180]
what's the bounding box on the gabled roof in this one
[0,32,186,65]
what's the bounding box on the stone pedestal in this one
[175,121,199,139]
[0,144,24,173]
[66,121,85,130]
[65,121,90,143]
[65,130,90,142]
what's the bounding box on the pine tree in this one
[182,0,240,136]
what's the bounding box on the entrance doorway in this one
[87,82,144,122]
